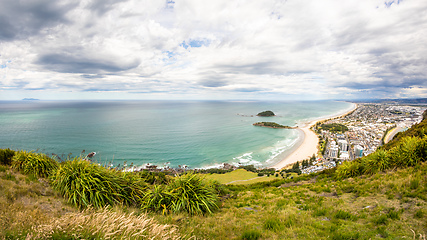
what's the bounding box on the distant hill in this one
[352,98,427,104]
[22,98,39,101]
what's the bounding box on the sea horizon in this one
[0,100,354,169]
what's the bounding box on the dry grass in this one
[28,207,183,240]
[0,166,76,239]
[0,165,185,239]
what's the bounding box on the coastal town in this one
[301,103,426,174]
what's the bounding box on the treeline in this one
[253,122,292,128]
[318,123,348,133]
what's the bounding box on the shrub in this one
[138,170,169,185]
[390,137,425,168]
[11,151,58,178]
[50,158,146,208]
[335,160,362,179]
[0,148,15,165]
[141,185,174,215]
[167,173,219,215]
[363,149,390,175]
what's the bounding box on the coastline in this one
[383,126,404,144]
[272,102,358,170]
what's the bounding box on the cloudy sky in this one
[1,0,426,100]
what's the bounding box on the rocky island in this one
[252,122,295,129]
[256,110,275,117]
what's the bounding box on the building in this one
[338,139,348,152]
[354,145,364,158]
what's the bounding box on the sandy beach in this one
[272,103,358,170]
[383,126,405,144]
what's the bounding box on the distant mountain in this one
[352,98,427,104]
[22,98,39,101]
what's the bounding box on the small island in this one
[22,98,39,101]
[253,122,295,129]
[256,110,275,117]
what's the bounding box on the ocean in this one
[0,100,353,169]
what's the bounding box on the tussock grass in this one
[263,217,285,232]
[142,173,218,215]
[28,207,182,240]
[0,148,15,165]
[50,158,146,208]
[11,151,58,178]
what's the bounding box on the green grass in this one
[241,229,262,240]
[202,168,283,184]
[154,162,427,239]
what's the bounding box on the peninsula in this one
[253,122,294,129]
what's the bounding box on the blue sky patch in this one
[180,39,210,49]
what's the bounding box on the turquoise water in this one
[0,100,353,168]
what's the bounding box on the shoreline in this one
[272,102,358,170]
[383,126,405,144]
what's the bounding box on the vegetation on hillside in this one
[253,122,292,128]
[318,123,349,133]
[381,112,427,150]
[256,110,275,117]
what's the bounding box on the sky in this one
[1,0,426,100]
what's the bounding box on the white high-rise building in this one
[338,139,348,151]
[354,145,364,158]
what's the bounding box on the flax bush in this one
[0,148,15,165]
[335,160,362,179]
[142,173,219,215]
[168,173,219,215]
[363,149,390,175]
[50,158,146,208]
[11,151,58,178]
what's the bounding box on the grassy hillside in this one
[202,169,286,185]
[156,163,427,239]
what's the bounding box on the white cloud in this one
[1,0,426,100]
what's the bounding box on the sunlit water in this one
[0,100,353,168]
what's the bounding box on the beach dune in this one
[272,103,357,170]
